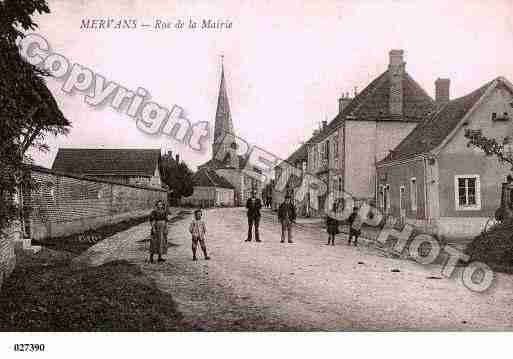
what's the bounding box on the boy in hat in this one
[278,193,296,243]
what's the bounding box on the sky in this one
[28,0,513,170]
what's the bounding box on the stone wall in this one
[25,167,167,240]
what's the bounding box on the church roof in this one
[197,154,245,170]
[213,64,235,148]
[193,168,235,189]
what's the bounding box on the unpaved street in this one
[77,208,513,331]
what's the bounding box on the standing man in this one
[245,190,262,242]
[278,194,296,243]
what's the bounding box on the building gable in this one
[379,78,510,164]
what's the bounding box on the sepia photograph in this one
[1,0,513,357]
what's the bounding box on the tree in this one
[0,0,70,231]
[159,153,194,206]
[464,129,513,170]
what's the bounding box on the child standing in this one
[189,209,210,261]
[326,202,339,246]
[348,206,362,246]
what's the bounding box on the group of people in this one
[245,190,296,243]
[246,190,361,246]
[148,200,210,264]
[147,191,364,263]
[326,202,363,246]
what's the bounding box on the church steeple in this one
[213,57,235,156]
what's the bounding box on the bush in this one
[465,221,513,273]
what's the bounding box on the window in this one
[410,178,417,211]
[319,142,326,167]
[399,185,405,212]
[381,184,390,212]
[455,175,481,210]
[338,177,342,192]
[334,134,339,158]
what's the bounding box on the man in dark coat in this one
[278,194,296,243]
[245,190,262,242]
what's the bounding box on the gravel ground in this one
[75,207,513,331]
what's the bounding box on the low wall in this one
[436,217,488,240]
[0,223,18,288]
[25,167,167,240]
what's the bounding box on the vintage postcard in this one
[1,0,513,357]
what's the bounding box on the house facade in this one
[377,77,513,238]
[279,49,435,216]
[52,148,162,188]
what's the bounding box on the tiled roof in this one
[52,148,161,177]
[26,164,166,192]
[197,154,248,170]
[315,70,436,143]
[286,143,308,164]
[193,168,235,189]
[379,78,497,163]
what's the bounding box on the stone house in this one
[183,168,235,207]
[273,142,309,213]
[376,77,513,238]
[305,50,436,214]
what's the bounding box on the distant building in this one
[52,148,162,188]
[273,142,309,214]
[377,77,513,238]
[183,168,235,207]
[198,62,263,205]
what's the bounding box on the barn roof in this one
[52,148,161,177]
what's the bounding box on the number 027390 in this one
[13,344,45,352]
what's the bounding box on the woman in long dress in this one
[149,200,168,263]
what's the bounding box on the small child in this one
[326,202,339,246]
[348,206,362,246]
[189,209,210,261]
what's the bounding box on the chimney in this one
[435,78,450,107]
[338,93,352,114]
[388,49,405,117]
[175,153,180,163]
